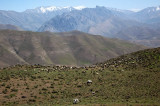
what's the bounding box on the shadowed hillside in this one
[0,47,159,105]
[0,30,146,67]
[0,24,23,31]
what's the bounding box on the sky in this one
[0,0,160,12]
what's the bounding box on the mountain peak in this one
[156,6,160,11]
[151,6,160,12]
[145,6,160,12]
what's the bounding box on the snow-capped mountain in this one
[38,6,138,34]
[138,6,160,14]
[132,6,160,23]
[25,6,86,13]
[0,6,86,31]
[0,5,160,33]
[146,6,160,12]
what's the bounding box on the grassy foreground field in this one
[0,47,160,105]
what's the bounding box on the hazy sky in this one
[0,0,160,12]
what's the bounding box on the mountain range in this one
[0,6,85,31]
[38,6,160,47]
[0,30,146,67]
[0,6,160,47]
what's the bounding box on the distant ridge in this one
[0,24,23,31]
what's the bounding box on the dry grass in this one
[0,47,160,105]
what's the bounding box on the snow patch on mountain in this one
[73,6,86,10]
[156,6,160,11]
[25,6,86,13]
[130,9,141,12]
[147,6,160,12]
[39,6,61,13]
